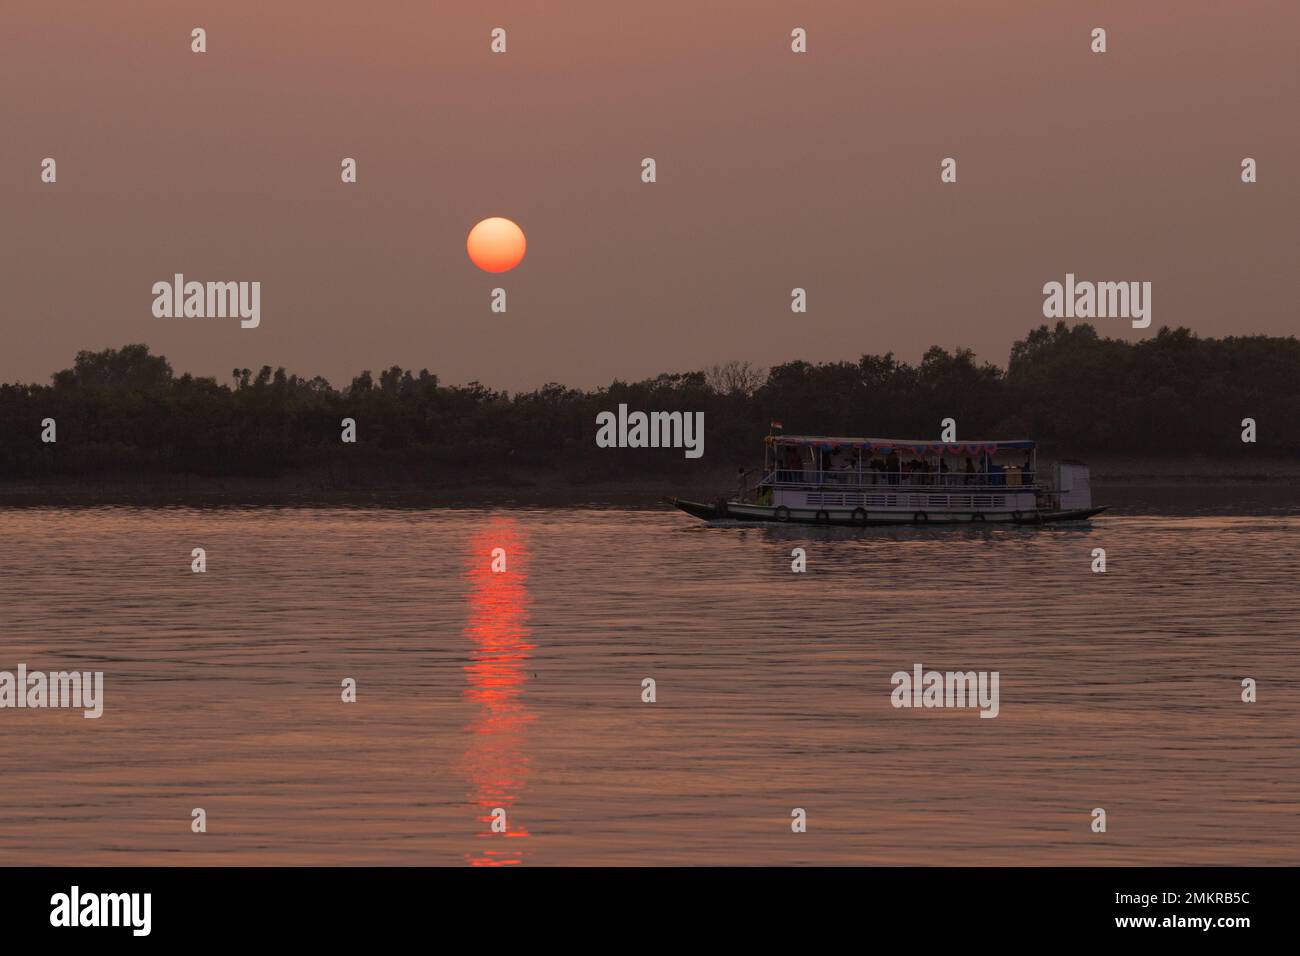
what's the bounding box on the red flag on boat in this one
[770,421,783,429]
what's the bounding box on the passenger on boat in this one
[870,457,886,485]
[1023,452,1034,485]
[965,457,976,485]
[781,447,800,483]
[839,456,855,483]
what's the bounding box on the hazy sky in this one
[3,0,1297,391]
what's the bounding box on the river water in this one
[1,500,1297,864]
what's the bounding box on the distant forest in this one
[1,323,1295,482]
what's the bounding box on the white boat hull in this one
[667,497,1107,526]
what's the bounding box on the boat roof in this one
[768,435,1035,453]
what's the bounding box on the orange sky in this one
[2,0,1297,390]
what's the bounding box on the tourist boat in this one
[667,434,1106,526]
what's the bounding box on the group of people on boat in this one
[773,445,1035,488]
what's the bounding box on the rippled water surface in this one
[1,503,1297,864]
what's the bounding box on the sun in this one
[467,217,526,273]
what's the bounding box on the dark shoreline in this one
[2,457,1298,508]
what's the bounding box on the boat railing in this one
[760,469,1044,491]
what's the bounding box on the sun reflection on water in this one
[461,518,534,866]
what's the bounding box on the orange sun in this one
[467,217,526,273]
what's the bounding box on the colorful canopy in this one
[767,435,1035,454]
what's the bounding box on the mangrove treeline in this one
[1,322,1295,481]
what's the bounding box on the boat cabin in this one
[760,435,1046,517]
